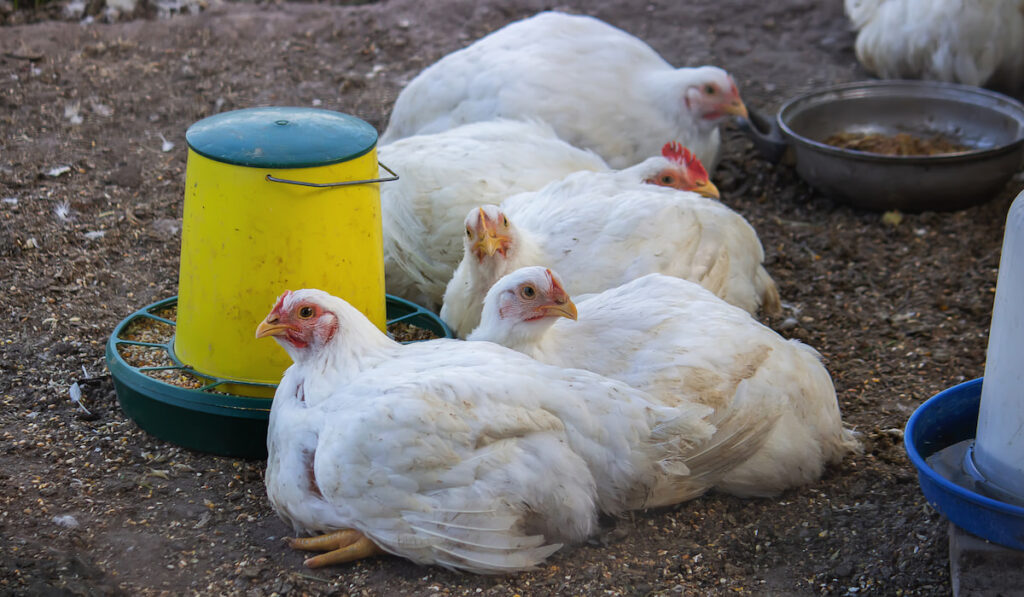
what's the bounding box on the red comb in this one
[545,268,570,296]
[271,290,292,313]
[544,268,557,287]
[662,141,695,164]
[662,142,708,178]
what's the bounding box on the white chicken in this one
[380,119,721,310]
[468,267,862,496]
[440,175,780,338]
[255,289,775,573]
[845,0,1024,92]
[380,11,748,172]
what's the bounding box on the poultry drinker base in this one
[904,191,1024,551]
[106,295,452,459]
[904,379,1024,551]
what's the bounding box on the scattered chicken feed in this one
[117,304,439,390]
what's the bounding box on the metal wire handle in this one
[265,162,399,187]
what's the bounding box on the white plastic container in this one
[976,189,1024,501]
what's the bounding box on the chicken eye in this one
[660,175,674,185]
[298,306,315,319]
[466,226,473,238]
[705,84,716,94]
[501,216,509,227]
[520,285,536,299]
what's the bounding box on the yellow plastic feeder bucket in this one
[176,107,391,398]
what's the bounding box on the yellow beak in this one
[722,99,749,119]
[475,233,506,257]
[539,299,578,321]
[255,318,290,339]
[693,179,721,199]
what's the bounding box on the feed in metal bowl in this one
[740,80,1024,212]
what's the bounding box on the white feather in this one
[264,289,745,573]
[378,120,710,311]
[440,174,780,338]
[470,268,861,496]
[846,0,1024,91]
[379,119,607,310]
[381,11,743,171]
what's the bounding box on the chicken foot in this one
[286,529,384,568]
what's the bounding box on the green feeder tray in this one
[106,295,453,459]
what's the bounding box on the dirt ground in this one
[2,0,1023,594]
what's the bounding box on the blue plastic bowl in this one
[904,378,1024,550]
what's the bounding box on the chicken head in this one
[465,205,514,262]
[645,141,721,199]
[684,70,748,122]
[471,266,577,345]
[255,290,340,353]
[494,266,578,324]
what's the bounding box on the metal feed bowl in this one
[740,80,1024,212]
[106,295,453,459]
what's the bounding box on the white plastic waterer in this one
[971,190,1024,504]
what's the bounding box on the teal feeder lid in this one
[185,107,378,169]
